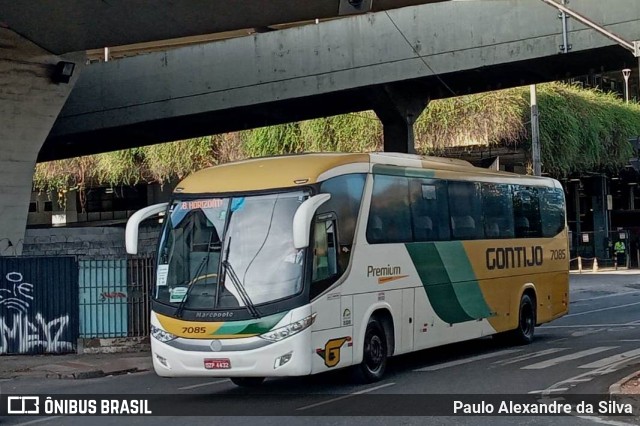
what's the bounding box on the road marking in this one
[521,347,617,370]
[571,290,640,303]
[13,417,61,426]
[493,348,567,366]
[564,301,640,318]
[542,324,639,328]
[527,388,568,394]
[296,382,395,411]
[576,416,637,426]
[178,379,229,390]
[414,349,522,372]
[571,328,606,337]
[578,348,640,369]
[532,349,639,396]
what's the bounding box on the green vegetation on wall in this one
[34,82,640,201]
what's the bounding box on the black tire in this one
[230,377,265,387]
[354,318,388,383]
[511,294,536,344]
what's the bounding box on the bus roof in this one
[175,152,558,194]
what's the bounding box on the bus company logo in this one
[316,337,352,368]
[486,246,544,270]
[367,265,408,284]
[7,396,40,414]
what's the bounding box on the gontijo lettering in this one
[486,246,543,270]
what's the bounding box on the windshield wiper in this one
[175,232,215,318]
[222,260,260,319]
[221,238,261,318]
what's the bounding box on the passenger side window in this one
[481,183,514,239]
[448,181,483,240]
[540,187,566,237]
[513,187,542,238]
[409,178,450,241]
[367,175,412,244]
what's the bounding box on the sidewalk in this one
[0,351,152,380]
[610,372,640,415]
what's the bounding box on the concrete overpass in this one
[45,0,640,162]
[0,0,444,253]
[1,0,640,254]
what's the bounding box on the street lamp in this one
[622,68,631,103]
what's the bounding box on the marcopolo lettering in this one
[486,246,543,270]
[195,311,234,319]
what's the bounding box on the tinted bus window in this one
[540,187,566,237]
[513,186,542,238]
[409,178,450,241]
[448,181,483,240]
[481,183,514,239]
[367,175,412,244]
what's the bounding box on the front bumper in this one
[151,328,313,378]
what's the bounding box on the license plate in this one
[204,358,231,369]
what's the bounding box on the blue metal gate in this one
[78,257,154,338]
[79,260,128,338]
[0,257,79,354]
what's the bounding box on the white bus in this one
[126,152,569,386]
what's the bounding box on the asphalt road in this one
[3,271,640,426]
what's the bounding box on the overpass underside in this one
[45,0,640,161]
[2,0,640,254]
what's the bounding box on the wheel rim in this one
[364,332,384,373]
[520,302,533,337]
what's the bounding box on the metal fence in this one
[78,257,155,339]
[0,257,79,355]
[569,230,631,270]
[127,256,154,338]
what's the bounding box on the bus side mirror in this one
[292,194,331,249]
[126,202,168,254]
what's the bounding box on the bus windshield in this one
[156,191,308,311]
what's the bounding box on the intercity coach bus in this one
[126,152,569,386]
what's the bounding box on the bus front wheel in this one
[230,377,265,387]
[512,294,535,344]
[354,318,388,383]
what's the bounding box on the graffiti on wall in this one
[0,272,73,354]
[99,291,127,302]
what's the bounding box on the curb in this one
[609,371,640,416]
[609,371,640,396]
[3,366,147,380]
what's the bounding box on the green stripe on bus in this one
[405,243,472,324]
[212,312,287,336]
[372,164,435,179]
[436,243,492,320]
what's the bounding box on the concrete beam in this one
[0,0,448,55]
[44,0,640,160]
[0,28,83,254]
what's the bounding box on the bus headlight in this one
[259,313,316,342]
[151,325,177,343]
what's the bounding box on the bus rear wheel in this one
[354,318,388,383]
[230,377,265,387]
[512,294,535,344]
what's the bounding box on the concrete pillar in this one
[372,83,429,154]
[0,28,83,255]
[591,175,610,261]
